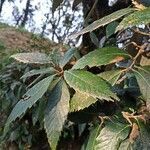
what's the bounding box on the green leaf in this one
[11,52,51,64]
[73,47,130,69]
[133,66,150,100]
[106,21,119,38]
[119,121,150,149]
[32,98,46,126]
[70,91,98,112]
[95,121,130,150]
[44,80,70,150]
[118,139,132,150]
[59,48,76,68]
[84,124,101,150]
[98,69,123,85]
[49,49,63,65]
[5,75,55,128]
[90,32,99,47]
[64,70,119,101]
[135,120,150,149]
[21,67,56,79]
[52,0,63,13]
[116,8,150,32]
[69,8,135,39]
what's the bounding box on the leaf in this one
[70,91,97,112]
[73,47,130,69]
[95,121,130,150]
[5,75,55,128]
[21,67,56,79]
[98,69,123,85]
[32,98,46,126]
[116,8,150,32]
[72,0,82,10]
[133,66,150,100]
[84,124,101,150]
[118,139,132,150]
[44,80,70,150]
[64,70,119,101]
[49,49,63,65]
[59,48,76,68]
[69,8,135,39]
[140,55,150,66]
[90,32,99,47]
[52,0,63,13]
[11,52,51,64]
[119,121,150,149]
[135,120,150,149]
[106,21,119,38]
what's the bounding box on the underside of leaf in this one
[44,80,70,150]
[11,52,51,64]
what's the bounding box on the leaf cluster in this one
[1,2,150,150]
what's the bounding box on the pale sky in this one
[0,0,83,45]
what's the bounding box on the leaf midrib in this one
[66,71,114,99]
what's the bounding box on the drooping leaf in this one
[84,124,101,150]
[59,48,76,68]
[133,66,150,100]
[11,52,51,64]
[52,0,63,13]
[5,75,55,128]
[21,67,56,79]
[116,7,150,32]
[44,80,70,150]
[73,47,131,69]
[69,8,135,39]
[95,121,130,150]
[106,21,119,38]
[64,70,119,101]
[98,69,124,85]
[70,91,98,112]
